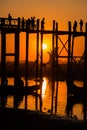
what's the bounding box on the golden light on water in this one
[42,78,47,97]
[0,77,85,120]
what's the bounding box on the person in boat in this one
[0,78,8,107]
[14,77,24,108]
[1,77,8,88]
[16,77,24,88]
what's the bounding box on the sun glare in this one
[42,43,47,50]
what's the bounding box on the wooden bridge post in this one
[51,20,55,114]
[82,22,87,120]
[14,31,20,86]
[55,22,58,113]
[1,31,6,84]
[25,27,29,110]
[40,19,44,112]
[84,22,87,96]
[35,19,40,110]
[67,21,72,98]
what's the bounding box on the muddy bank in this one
[0,107,87,130]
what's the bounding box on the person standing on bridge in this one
[73,20,77,32]
[79,19,83,32]
[8,14,12,25]
[41,17,45,30]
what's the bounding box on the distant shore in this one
[0,61,84,81]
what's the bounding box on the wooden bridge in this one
[0,15,87,114]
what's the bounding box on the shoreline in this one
[0,107,87,130]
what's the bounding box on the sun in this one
[42,43,47,50]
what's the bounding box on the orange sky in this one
[0,0,87,62]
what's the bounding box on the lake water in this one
[0,77,85,120]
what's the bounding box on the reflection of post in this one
[14,94,23,108]
[65,96,73,118]
[0,78,8,107]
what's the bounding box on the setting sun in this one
[42,43,47,50]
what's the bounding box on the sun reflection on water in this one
[0,77,85,120]
[42,77,47,98]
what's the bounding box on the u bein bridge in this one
[0,15,87,117]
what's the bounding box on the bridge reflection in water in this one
[0,77,85,120]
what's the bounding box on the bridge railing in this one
[0,16,45,31]
[0,17,21,29]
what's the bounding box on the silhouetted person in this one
[41,18,45,30]
[73,20,77,32]
[31,16,36,29]
[79,19,83,32]
[16,77,24,88]
[0,78,8,107]
[1,18,5,26]
[22,17,24,30]
[26,18,31,29]
[14,77,24,108]
[1,77,8,88]
[8,14,12,25]
[18,17,21,28]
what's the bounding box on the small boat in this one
[0,85,40,95]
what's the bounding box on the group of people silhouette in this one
[7,14,45,30]
[73,19,83,32]
[4,14,84,32]
[26,16,45,30]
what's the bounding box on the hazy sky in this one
[0,0,87,24]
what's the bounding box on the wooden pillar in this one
[1,31,6,84]
[84,22,87,95]
[82,22,87,120]
[67,22,71,81]
[67,21,72,80]
[51,20,55,114]
[25,32,29,87]
[35,19,40,110]
[24,31,29,109]
[67,21,72,100]
[40,19,44,112]
[55,22,58,113]
[14,31,20,86]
